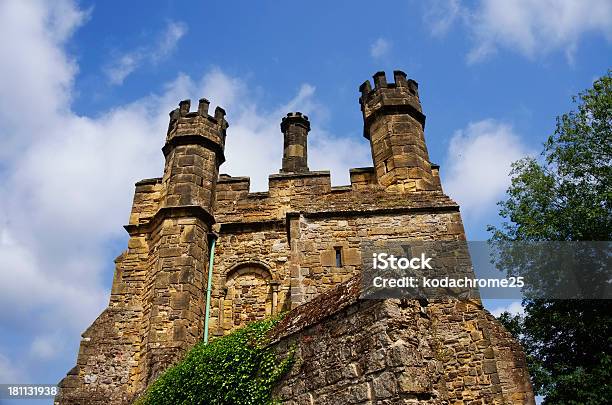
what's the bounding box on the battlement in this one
[359,70,419,98]
[359,70,424,135]
[216,174,252,203]
[349,167,377,190]
[170,98,228,128]
[163,98,229,166]
[166,98,229,145]
[280,112,310,132]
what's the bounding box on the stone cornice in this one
[162,134,226,164]
[124,205,215,236]
[218,219,285,234]
[363,103,426,139]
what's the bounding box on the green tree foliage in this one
[137,317,295,405]
[490,72,612,404]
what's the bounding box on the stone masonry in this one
[56,71,535,404]
[269,276,534,404]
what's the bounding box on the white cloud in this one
[490,300,525,317]
[0,351,24,383]
[105,20,187,85]
[442,119,532,217]
[153,21,188,61]
[29,333,63,360]
[105,53,140,85]
[425,0,612,64]
[0,0,87,160]
[0,0,370,385]
[370,37,391,59]
[424,0,464,37]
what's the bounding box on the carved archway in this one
[220,263,277,331]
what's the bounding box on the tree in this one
[489,71,612,404]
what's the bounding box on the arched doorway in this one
[222,264,274,329]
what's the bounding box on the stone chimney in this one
[280,112,310,173]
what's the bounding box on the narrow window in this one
[401,244,412,259]
[383,159,389,173]
[335,247,343,267]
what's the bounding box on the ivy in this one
[136,317,295,405]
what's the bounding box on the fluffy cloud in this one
[0,352,24,383]
[0,0,369,384]
[0,0,85,160]
[423,0,464,37]
[105,21,187,85]
[370,37,391,59]
[442,119,532,218]
[425,0,612,63]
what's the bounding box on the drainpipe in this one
[204,233,218,344]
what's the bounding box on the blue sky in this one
[0,0,610,401]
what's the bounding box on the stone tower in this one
[57,71,534,405]
[56,98,228,403]
[360,70,437,192]
[280,111,310,173]
[142,98,228,380]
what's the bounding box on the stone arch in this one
[223,260,279,283]
[220,262,278,331]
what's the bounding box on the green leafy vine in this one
[136,316,295,405]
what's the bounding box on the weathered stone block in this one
[343,248,361,266]
[372,371,398,399]
[320,250,335,267]
[170,291,190,310]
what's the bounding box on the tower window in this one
[383,159,389,173]
[335,247,343,267]
[401,244,412,259]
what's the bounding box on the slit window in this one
[335,247,343,267]
[401,244,412,259]
[383,159,389,173]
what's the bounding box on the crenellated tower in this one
[280,112,310,173]
[162,98,228,207]
[142,98,228,383]
[359,70,438,192]
[56,97,229,404]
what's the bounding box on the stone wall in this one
[269,277,535,404]
[139,216,210,385]
[289,210,465,306]
[56,176,167,403]
[211,167,464,316]
[208,221,291,336]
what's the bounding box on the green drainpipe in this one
[204,233,217,344]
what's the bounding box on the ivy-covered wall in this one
[137,317,294,405]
